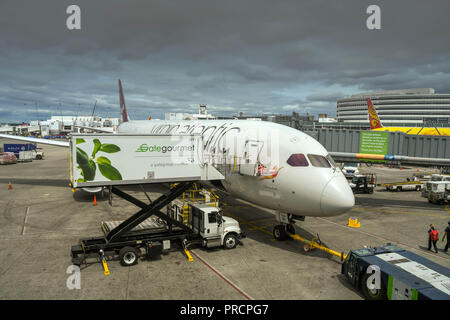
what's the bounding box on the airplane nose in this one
[320,175,355,216]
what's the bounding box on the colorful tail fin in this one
[118,79,130,123]
[367,98,383,129]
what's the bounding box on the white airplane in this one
[0,80,354,234]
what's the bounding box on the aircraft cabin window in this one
[308,154,331,168]
[286,154,309,167]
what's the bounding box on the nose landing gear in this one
[273,212,300,241]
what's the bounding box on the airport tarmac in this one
[0,138,449,300]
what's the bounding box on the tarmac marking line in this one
[190,250,254,300]
[316,217,450,263]
[21,206,30,236]
[353,206,448,218]
[225,212,274,237]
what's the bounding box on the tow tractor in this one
[342,243,450,300]
[349,174,376,194]
[71,183,245,268]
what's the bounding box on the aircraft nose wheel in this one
[273,225,288,241]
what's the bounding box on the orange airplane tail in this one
[367,98,383,129]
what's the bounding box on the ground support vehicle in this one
[427,181,450,204]
[349,174,376,194]
[70,182,245,268]
[342,244,450,300]
[384,181,424,192]
[422,176,450,197]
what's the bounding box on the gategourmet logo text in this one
[136,144,195,153]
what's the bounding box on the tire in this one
[397,187,402,192]
[119,246,139,266]
[416,185,421,191]
[273,225,288,241]
[223,233,238,249]
[36,155,42,160]
[360,272,387,300]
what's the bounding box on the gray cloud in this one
[1,0,450,122]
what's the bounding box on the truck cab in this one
[190,203,244,249]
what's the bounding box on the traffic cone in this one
[93,195,97,206]
[8,181,12,190]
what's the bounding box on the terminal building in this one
[337,88,450,126]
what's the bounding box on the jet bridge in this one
[69,133,224,188]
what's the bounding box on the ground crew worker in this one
[443,221,450,253]
[428,224,439,253]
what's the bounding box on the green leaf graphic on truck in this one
[76,140,122,182]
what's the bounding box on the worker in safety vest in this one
[428,224,439,253]
[443,221,450,253]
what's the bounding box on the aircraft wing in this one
[0,134,69,147]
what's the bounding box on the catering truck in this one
[69,134,246,269]
[73,200,245,267]
[342,244,450,300]
[3,143,44,160]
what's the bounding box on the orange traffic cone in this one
[8,181,12,190]
[93,195,97,206]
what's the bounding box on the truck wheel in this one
[416,185,421,191]
[119,246,139,266]
[273,225,288,241]
[223,234,238,249]
[397,187,402,192]
[36,155,42,160]
[360,273,387,300]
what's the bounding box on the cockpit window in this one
[307,154,331,168]
[287,154,309,167]
[326,154,337,168]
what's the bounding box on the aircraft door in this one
[239,140,264,176]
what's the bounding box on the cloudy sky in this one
[1,0,450,122]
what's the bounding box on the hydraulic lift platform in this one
[71,182,201,267]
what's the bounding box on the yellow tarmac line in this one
[445,205,450,214]
[225,212,274,237]
[353,206,449,218]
